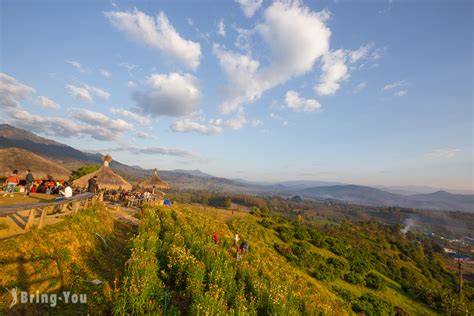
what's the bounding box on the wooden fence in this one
[0,193,97,232]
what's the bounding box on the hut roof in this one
[72,155,132,191]
[138,168,170,190]
[0,147,71,180]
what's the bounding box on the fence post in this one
[24,208,36,231]
[72,201,80,215]
[38,206,52,229]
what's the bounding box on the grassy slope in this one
[117,202,436,315]
[0,203,136,314]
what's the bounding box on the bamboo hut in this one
[138,168,170,192]
[72,154,132,191]
[0,147,71,180]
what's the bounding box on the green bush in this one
[365,272,386,290]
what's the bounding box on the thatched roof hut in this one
[138,168,170,190]
[0,147,71,180]
[72,154,132,191]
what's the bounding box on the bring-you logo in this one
[6,287,87,308]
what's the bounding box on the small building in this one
[72,155,132,191]
[137,168,170,194]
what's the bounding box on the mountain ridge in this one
[0,124,472,212]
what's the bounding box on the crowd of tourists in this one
[2,169,73,198]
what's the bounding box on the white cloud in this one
[37,96,59,109]
[354,82,367,93]
[4,108,121,141]
[217,18,226,37]
[0,73,35,108]
[186,17,193,26]
[65,84,92,102]
[349,44,373,63]
[285,90,321,112]
[127,81,136,88]
[133,72,200,117]
[236,0,263,17]
[225,113,247,130]
[65,60,86,72]
[83,84,111,100]
[112,108,150,125]
[105,9,201,70]
[65,83,110,102]
[100,69,112,78]
[394,90,407,97]
[214,1,331,114]
[429,149,461,159]
[135,131,153,138]
[171,118,222,135]
[90,145,202,160]
[383,80,407,90]
[315,49,349,96]
[70,109,134,132]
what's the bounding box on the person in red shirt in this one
[4,170,19,195]
[213,231,219,244]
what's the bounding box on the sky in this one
[0,0,473,190]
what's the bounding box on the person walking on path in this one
[25,169,34,196]
[87,176,99,193]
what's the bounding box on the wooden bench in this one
[0,193,97,231]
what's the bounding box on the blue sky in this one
[1,0,472,190]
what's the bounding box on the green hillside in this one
[115,203,471,315]
[0,202,471,314]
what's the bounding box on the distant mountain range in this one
[0,124,472,213]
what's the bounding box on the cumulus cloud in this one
[171,118,222,135]
[217,18,226,37]
[100,69,112,78]
[133,72,200,117]
[37,96,59,109]
[65,83,110,102]
[65,84,93,102]
[4,108,121,141]
[236,0,263,17]
[112,108,150,125]
[105,9,201,70]
[0,73,35,108]
[429,148,461,159]
[315,49,349,96]
[285,90,321,112]
[214,1,331,114]
[70,108,134,132]
[66,60,86,72]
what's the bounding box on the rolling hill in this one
[0,124,472,212]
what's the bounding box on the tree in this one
[70,165,101,181]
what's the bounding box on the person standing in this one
[87,176,99,193]
[3,170,19,196]
[25,169,34,196]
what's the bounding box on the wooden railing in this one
[0,193,97,231]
